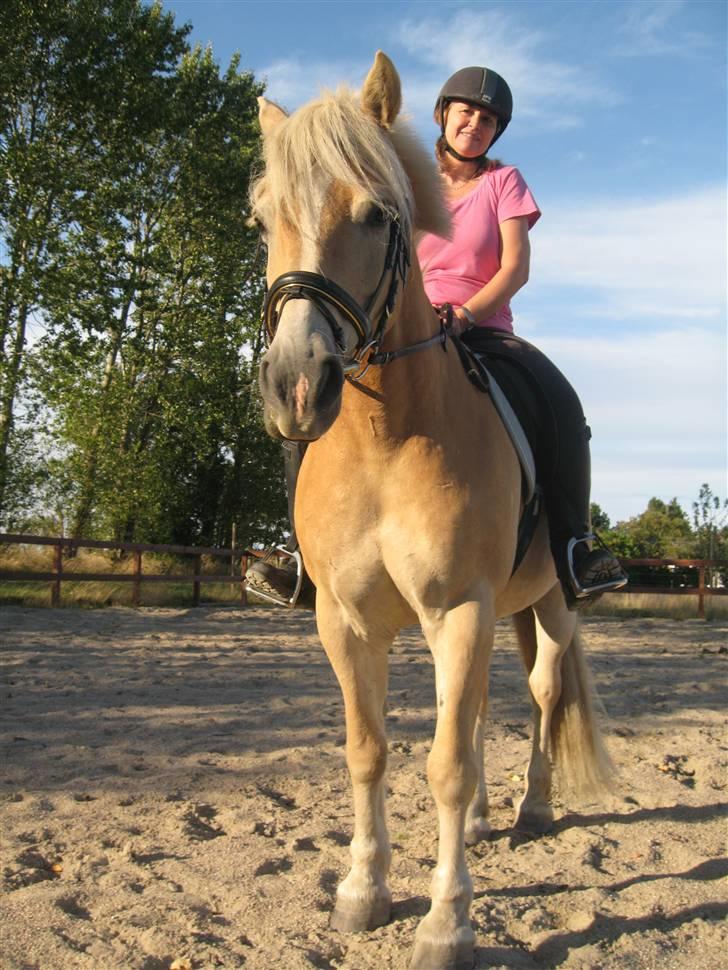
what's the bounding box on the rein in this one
[261,217,453,380]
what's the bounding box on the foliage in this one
[599,486,727,588]
[1,0,286,545]
[691,483,728,560]
[590,502,610,532]
[605,496,693,559]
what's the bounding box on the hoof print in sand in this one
[183,804,225,841]
[254,857,293,876]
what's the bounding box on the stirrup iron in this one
[244,545,304,608]
[567,534,628,599]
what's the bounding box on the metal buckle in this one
[567,535,628,599]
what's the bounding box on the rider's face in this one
[444,101,498,157]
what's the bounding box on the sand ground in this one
[1,606,726,970]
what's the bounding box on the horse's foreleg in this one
[413,597,494,970]
[514,588,574,833]
[316,597,392,933]
[464,688,491,845]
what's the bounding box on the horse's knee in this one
[346,731,387,785]
[427,744,477,809]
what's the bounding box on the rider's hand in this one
[453,306,476,335]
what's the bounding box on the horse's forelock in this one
[252,88,449,240]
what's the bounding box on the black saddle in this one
[450,329,559,574]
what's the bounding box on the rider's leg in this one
[539,379,626,607]
[245,442,316,607]
[460,328,626,608]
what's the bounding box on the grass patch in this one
[586,591,728,621]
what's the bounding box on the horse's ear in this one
[258,97,288,136]
[361,51,402,128]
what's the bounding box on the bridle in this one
[261,214,451,380]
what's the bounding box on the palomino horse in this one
[253,52,612,970]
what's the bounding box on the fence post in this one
[240,553,248,606]
[51,540,62,607]
[697,563,705,619]
[192,554,201,607]
[132,550,142,608]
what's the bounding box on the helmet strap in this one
[444,141,488,164]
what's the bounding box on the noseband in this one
[262,216,416,376]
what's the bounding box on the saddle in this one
[450,331,557,574]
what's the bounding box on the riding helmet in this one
[435,66,513,153]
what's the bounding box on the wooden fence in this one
[607,557,727,619]
[0,533,726,616]
[0,532,262,607]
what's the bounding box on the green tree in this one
[691,483,727,561]
[2,0,286,545]
[590,502,610,531]
[610,497,693,559]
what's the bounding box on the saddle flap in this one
[484,368,536,505]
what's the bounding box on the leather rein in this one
[261,215,452,380]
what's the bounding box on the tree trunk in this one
[0,298,30,521]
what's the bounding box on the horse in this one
[252,51,613,970]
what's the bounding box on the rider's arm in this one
[453,216,531,331]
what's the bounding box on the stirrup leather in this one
[244,546,304,608]
[567,534,628,599]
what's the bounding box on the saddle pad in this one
[451,335,537,504]
[485,369,536,504]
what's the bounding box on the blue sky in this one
[163,0,726,526]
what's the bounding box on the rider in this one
[245,65,627,610]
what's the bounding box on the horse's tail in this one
[551,625,615,800]
[514,607,615,802]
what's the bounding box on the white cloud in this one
[518,327,727,522]
[257,56,368,111]
[529,184,727,322]
[614,0,712,57]
[394,7,619,128]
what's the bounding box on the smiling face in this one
[443,101,498,158]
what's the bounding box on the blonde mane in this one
[251,87,450,241]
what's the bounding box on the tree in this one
[691,483,728,561]
[590,502,610,531]
[610,497,693,559]
[2,0,286,545]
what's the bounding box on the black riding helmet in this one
[435,66,513,162]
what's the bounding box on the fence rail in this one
[1,533,726,616]
[606,557,727,619]
[0,532,264,607]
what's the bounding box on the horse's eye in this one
[365,206,388,228]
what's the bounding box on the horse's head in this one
[252,52,449,441]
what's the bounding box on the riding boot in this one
[545,417,627,610]
[245,442,317,608]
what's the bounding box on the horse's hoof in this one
[330,894,391,933]
[514,800,554,834]
[464,816,492,845]
[409,937,474,970]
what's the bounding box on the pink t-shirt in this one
[417,165,540,332]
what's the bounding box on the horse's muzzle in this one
[258,339,345,441]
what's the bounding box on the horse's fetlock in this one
[431,867,473,907]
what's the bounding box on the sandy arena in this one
[1,606,726,969]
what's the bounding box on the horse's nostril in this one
[315,358,344,412]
